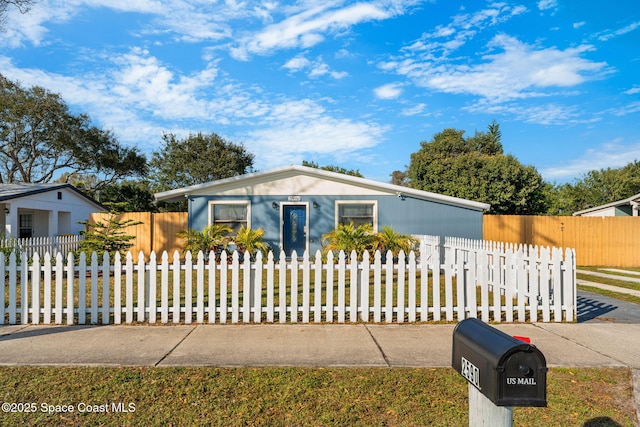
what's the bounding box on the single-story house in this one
[154,165,491,255]
[0,183,104,238]
[573,193,640,217]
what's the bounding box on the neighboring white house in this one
[573,192,640,217]
[0,183,104,238]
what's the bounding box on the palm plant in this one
[234,226,270,259]
[177,224,232,257]
[375,226,418,258]
[321,222,377,260]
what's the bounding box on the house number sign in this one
[461,357,481,390]
[288,196,301,202]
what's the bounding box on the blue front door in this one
[283,205,307,256]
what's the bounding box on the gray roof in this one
[0,183,104,209]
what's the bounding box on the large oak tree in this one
[149,132,254,192]
[0,74,146,189]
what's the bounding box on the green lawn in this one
[577,267,640,305]
[0,367,635,426]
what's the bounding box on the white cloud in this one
[401,103,427,116]
[573,21,586,29]
[283,55,312,72]
[541,139,640,180]
[379,4,612,105]
[400,3,527,61]
[374,83,403,99]
[245,99,388,167]
[0,46,380,164]
[109,48,222,119]
[604,101,640,117]
[624,87,640,95]
[0,50,231,151]
[6,0,421,60]
[467,100,600,126]
[537,0,557,11]
[283,55,348,79]
[2,0,265,48]
[597,21,640,41]
[230,1,418,60]
[385,34,610,103]
[335,48,354,59]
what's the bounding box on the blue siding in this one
[189,194,483,254]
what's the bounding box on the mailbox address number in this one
[460,357,481,390]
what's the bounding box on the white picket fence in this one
[0,235,82,258]
[0,236,576,325]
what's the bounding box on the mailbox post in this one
[452,318,547,426]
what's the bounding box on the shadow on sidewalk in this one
[0,325,99,342]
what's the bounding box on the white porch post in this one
[49,209,59,236]
[4,203,18,238]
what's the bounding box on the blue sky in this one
[1,0,639,185]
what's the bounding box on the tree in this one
[550,161,640,214]
[77,215,142,259]
[55,173,157,212]
[0,0,35,30]
[390,170,409,187]
[0,74,146,188]
[302,160,364,177]
[97,182,157,213]
[407,123,548,214]
[150,132,254,192]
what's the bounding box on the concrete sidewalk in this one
[2,322,640,419]
[0,323,639,369]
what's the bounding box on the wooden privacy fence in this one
[483,215,640,267]
[88,211,188,257]
[1,236,576,325]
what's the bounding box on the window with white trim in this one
[210,202,249,233]
[336,201,377,229]
[19,213,33,238]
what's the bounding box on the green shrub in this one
[234,226,270,260]
[77,214,142,259]
[321,222,377,260]
[322,224,418,261]
[177,224,232,258]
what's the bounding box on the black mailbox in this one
[452,318,547,407]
